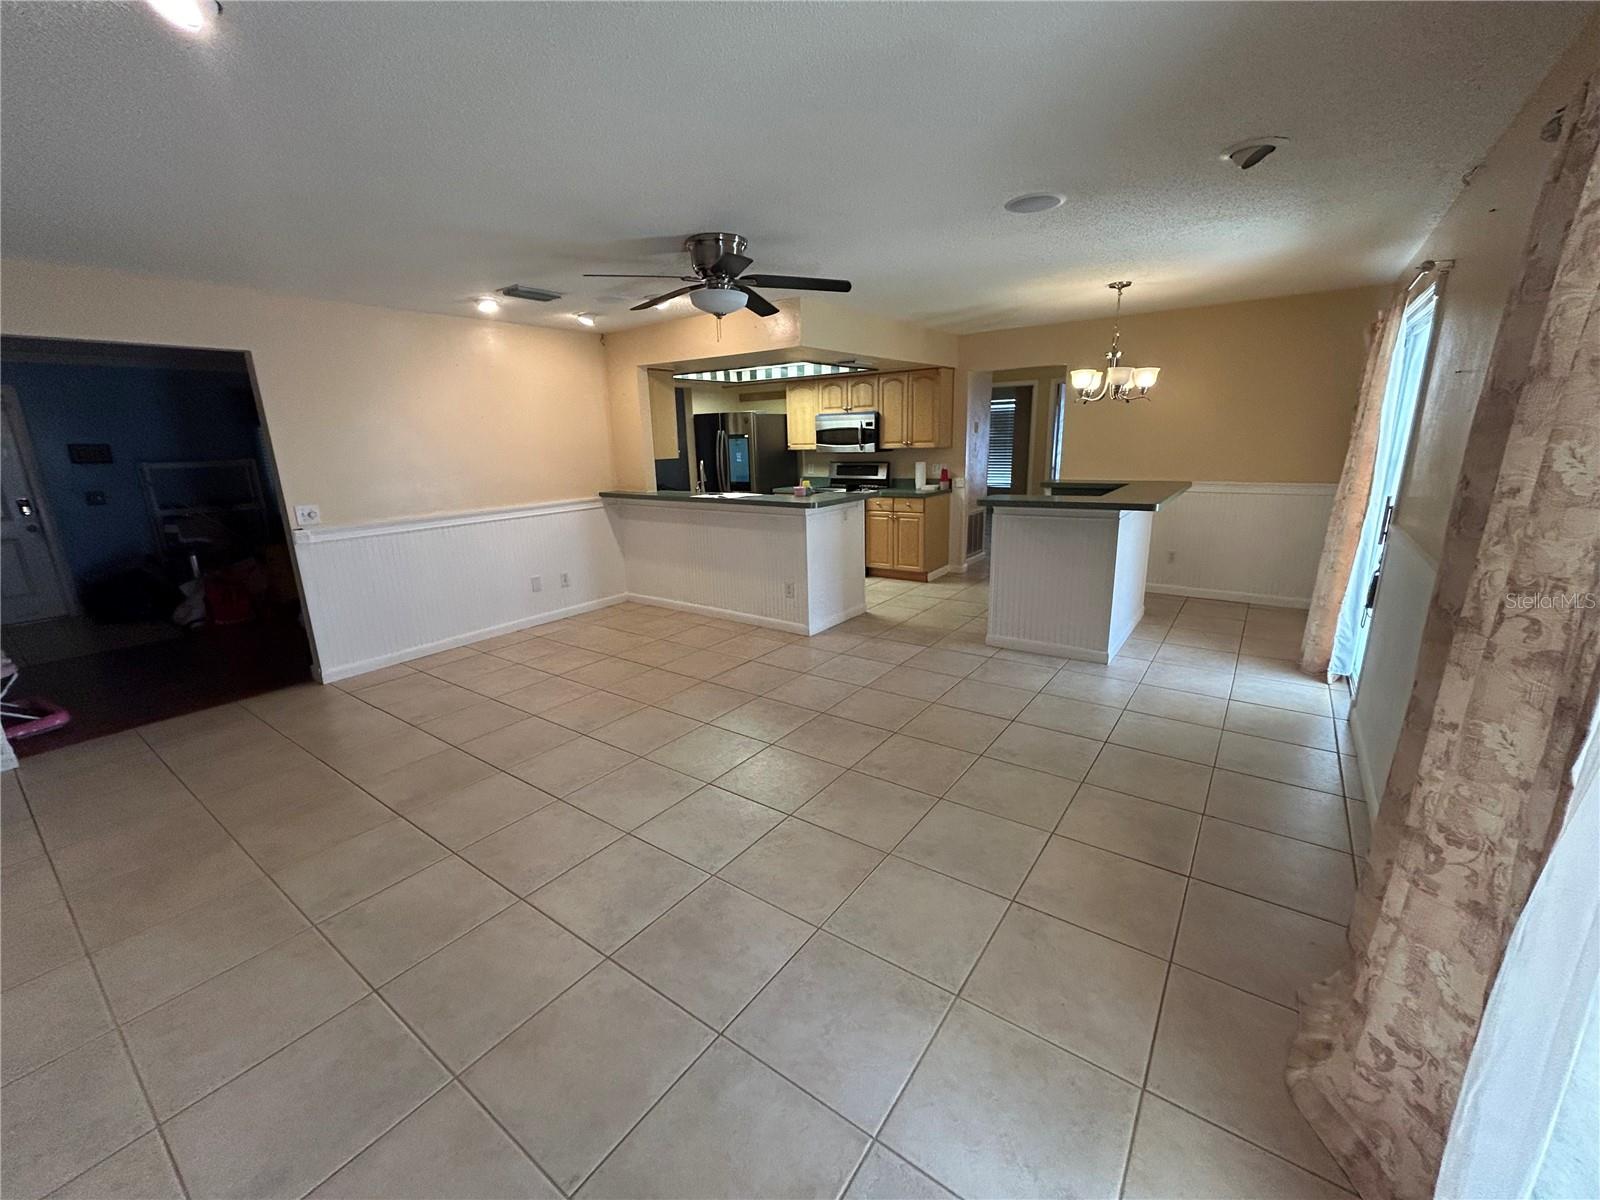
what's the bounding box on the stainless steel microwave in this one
[815,410,879,453]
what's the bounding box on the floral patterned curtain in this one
[1299,283,1410,678]
[1286,78,1600,1200]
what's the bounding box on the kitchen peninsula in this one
[600,490,868,635]
[980,481,1190,662]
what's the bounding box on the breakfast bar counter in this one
[979,481,1189,662]
[600,491,868,635]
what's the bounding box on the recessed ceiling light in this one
[1003,192,1065,214]
[144,0,208,32]
[474,296,500,315]
[575,313,597,327]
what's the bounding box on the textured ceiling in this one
[0,2,1587,333]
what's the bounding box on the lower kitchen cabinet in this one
[865,493,950,580]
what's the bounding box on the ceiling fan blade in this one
[736,286,779,318]
[738,274,851,293]
[712,252,753,278]
[583,273,694,279]
[631,284,702,311]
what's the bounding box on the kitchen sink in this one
[691,491,762,499]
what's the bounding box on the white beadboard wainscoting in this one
[607,498,867,635]
[1146,482,1336,608]
[1349,524,1436,817]
[292,500,626,681]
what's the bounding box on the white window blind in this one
[1049,383,1066,479]
[987,398,1017,488]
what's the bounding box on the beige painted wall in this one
[961,286,1387,484]
[0,259,612,526]
[1393,15,1598,560]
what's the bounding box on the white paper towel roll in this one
[914,462,928,489]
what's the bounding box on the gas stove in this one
[827,460,891,492]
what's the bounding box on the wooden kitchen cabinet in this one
[845,375,878,412]
[878,373,908,446]
[786,380,818,450]
[865,492,951,579]
[817,378,848,412]
[874,368,952,448]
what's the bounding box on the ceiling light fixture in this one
[689,286,749,317]
[474,296,500,315]
[575,313,597,327]
[1069,282,1160,403]
[144,0,211,32]
[1003,192,1065,214]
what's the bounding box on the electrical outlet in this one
[559,572,571,589]
[784,581,795,599]
[531,576,543,593]
[294,504,321,526]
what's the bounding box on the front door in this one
[1,390,72,624]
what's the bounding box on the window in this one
[1048,382,1066,479]
[987,398,1016,488]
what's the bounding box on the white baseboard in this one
[1347,710,1385,819]
[317,594,626,682]
[1146,583,1311,610]
[627,594,868,637]
[985,632,1110,665]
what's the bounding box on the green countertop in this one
[599,489,868,511]
[980,481,1191,512]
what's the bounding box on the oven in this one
[815,410,879,454]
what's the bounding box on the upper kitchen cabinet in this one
[845,375,878,413]
[879,368,953,448]
[786,380,818,450]
[817,377,848,412]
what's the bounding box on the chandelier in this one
[1069,281,1160,403]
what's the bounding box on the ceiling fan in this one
[584,232,851,318]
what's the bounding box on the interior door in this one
[1,392,72,623]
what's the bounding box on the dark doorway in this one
[1,337,312,754]
[654,387,692,491]
[986,385,1034,495]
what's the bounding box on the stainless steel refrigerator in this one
[691,412,800,494]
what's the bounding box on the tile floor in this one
[1,568,1365,1199]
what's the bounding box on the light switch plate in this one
[294,504,322,526]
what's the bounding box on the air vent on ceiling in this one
[499,285,562,302]
[1219,136,1288,171]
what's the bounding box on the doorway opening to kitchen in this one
[0,336,313,754]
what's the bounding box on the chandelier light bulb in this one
[1069,281,1161,403]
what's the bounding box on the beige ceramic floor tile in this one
[870,665,957,702]
[1042,670,1139,706]
[845,1144,957,1199]
[777,713,892,767]
[309,1084,560,1199]
[896,802,1048,897]
[124,929,368,1118]
[1126,683,1227,727]
[0,959,112,1086]
[719,818,883,924]
[0,1032,154,1200]
[1018,837,1187,958]
[271,820,447,920]
[984,722,1102,781]
[901,648,988,678]
[532,837,705,952]
[319,857,515,984]
[856,734,976,796]
[565,759,700,830]
[460,802,622,895]
[825,856,1008,991]
[646,724,765,782]
[729,933,951,1130]
[1056,785,1201,873]
[713,745,846,812]
[1174,880,1348,1008]
[47,1130,183,1200]
[657,680,749,721]
[795,771,939,851]
[811,653,894,685]
[464,962,712,1193]
[1015,693,1121,740]
[460,716,578,769]
[937,678,1035,720]
[509,736,634,798]
[576,1039,867,1200]
[899,705,1009,755]
[163,996,448,1200]
[404,772,555,849]
[1229,675,1333,717]
[711,696,817,742]
[1191,819,1354,923]
[380,903,600,1070]
[1109,710,1222,765]
[1225,700,1337,751]
[1147,968,1346,1183]
[963,905,1165,1082]
[1218,732,1343,793]
[1084,743,1211,812]
[1140,662,1234,699]
[634,786,785,871]
[3,898,85,991]
[943,757,1075,830]
[715,660,802,695]
[365,747,499,812]
[1124,1095,1354,1200]
[613,878,811,1029]
[829,688,928,731]
[881,1002,1139,1200]
[590,706,701,756]
[1206,769,1350,851]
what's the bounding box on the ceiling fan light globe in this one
[690,287,749,317]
